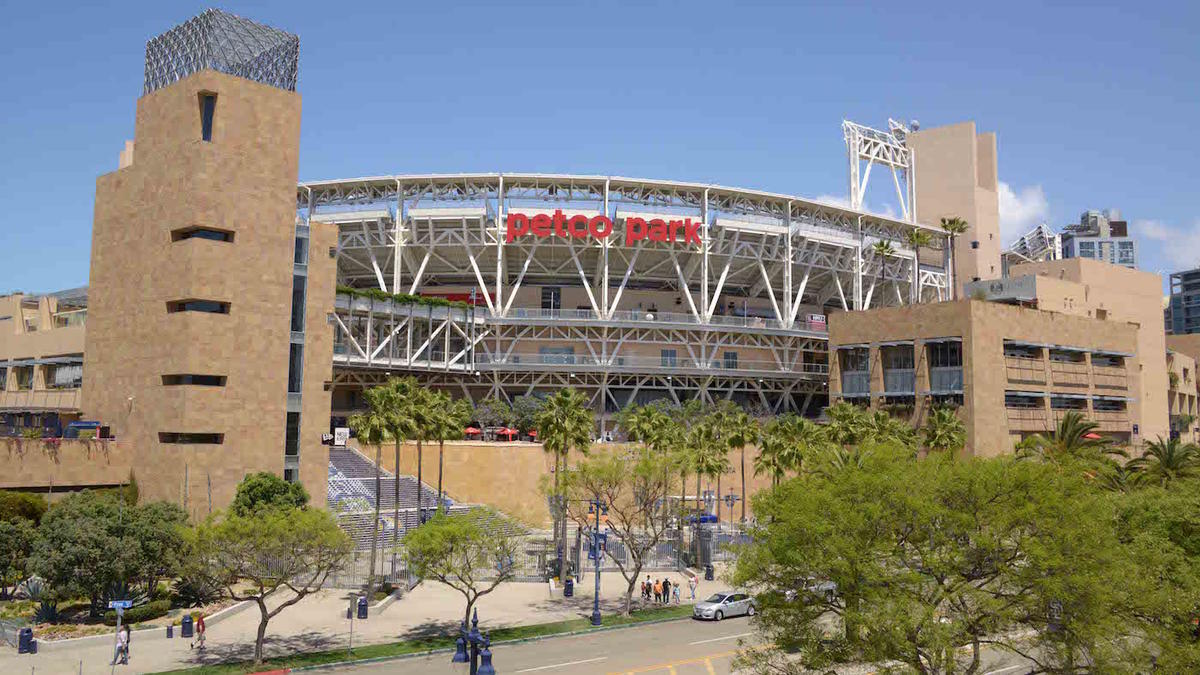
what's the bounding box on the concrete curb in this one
[36,601,253,652]
[289,614,694,672]
[370,590,402,615]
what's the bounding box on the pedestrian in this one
[117,624,130,664]
[688,574,698,600]
[653,578,662,603]
[190,614,206,650]
[672,583,680,604]
[662,578,671,604]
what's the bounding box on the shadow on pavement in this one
[180,631,342,666]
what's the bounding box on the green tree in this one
[719,402,759,522]
[402,509,520,626]
[1017,410,1119,465]
[940,216,970,300]
[904,228,933,302]
[734,447,1146,674]
[922,405,966,454]
[230,471,309,516]
[693,418,732,521]
[562,449,678,614]
[1128,436,1200,486]
[0,490,47,524]
[0,517,35,599]
[823,401,870,447]
[349,384,398,600]
[512,395,546,434]
[755,414,824,486]
[427,393,472,511]
[192,506,352,665]
[536,388,594,581]
[473,397,513,430]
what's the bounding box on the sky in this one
[1,1,1198,294]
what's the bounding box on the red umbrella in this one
[498,427,517,437]
[528,430,538,438]
[464,427,481,435]
[1083,432,1102,440]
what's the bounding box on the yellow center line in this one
[607,649,739,675]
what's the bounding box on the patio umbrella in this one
[528,430,538,438]
[498,427,517,438]
[464,427,481,435]
[1083,432,1103,440]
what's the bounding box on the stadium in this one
[314,172,952,430]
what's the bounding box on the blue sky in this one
[2,1,1198,294]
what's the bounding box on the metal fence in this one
[0,618,28,648]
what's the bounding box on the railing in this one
[1092,364,1128,390]
[883,369,915,395]
[1006,407,1049,431]
[0,388,82,411]
[929,367,963,393]
[490,307,829,334]
[841,371,871,395]
[482,353,829,375]
[1091,410,1130,432]
[1050,407,1090,426]
[1005,356,1045,383]
[1049,360,1090,387]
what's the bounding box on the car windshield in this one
[704,593,728,603]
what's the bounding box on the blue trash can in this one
[167,623,174,638]
[704,564,714,581]
[17,627,32,654]
[181,614,194,638]
[357,595,368,619]
[29,639,37,655]
[563,578,574,597]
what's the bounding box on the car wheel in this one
[714,610,724,621]
[747,605,756,617]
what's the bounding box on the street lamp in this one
[722,488,740,532]
[585,498,606,626]
[452,609,496,675]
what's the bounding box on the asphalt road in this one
[332,616,758,675]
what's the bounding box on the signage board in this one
[334,427,350,447]
[108,600,133,610]
[807,313,827,326]
[506,209,703,245]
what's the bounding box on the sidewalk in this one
[0,569,727,674]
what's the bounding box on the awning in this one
[1048,345,1088,353]
[1093,395,1133,402]
[838,391,871,399]
[835,343,869,350]
[923,337,962,344]
[1092,350,1133,358]
[1006,390,1048,397]
[876,340,914,347]
[1004,340,1048,349]
[1049,392,1090,400]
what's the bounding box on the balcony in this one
[840,371,870,396]
[1092,364,1128,390]
[1049,361,1090,387]
[929,367,963,393]
[482,353,829,377]
[1092,410,1130,433]
[1006,407,1050,432]
[1005,356,1045,384]
[883,369,915,395]
[486,307,829,335]
[0,388,82,412]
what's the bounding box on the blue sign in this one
[108,600,133,610]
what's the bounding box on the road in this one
[333,617,757,675]
[331,617,1038,675]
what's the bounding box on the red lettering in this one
[567,214,589,238]
[626,217,648,242]
[531,214,552,237]
[505,213,530,243]
[553,210,567,238]
[683,219,703,245]
[668,219,683,242]
[589,216,613,238]
[648,219,669,242]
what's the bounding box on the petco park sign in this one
[505,210,703,245]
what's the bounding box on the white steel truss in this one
[843,119,917,223]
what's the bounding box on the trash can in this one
[704,564,714,581]
[17,627,32,654]
[181,614,194,639]
[563,578,574,598]
[357,595,369,620]
[167,623,174,638]
[28,639,37,655]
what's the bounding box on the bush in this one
[336,285,471,310]
[0,491,48,524]
[103,599,170,626]
[173,574,222,608]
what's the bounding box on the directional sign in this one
[108,600,133,610]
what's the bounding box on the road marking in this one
[983,666,1027,675]
[705,658,717,675]
[688,631,752,645]
[516,656,608,672]
[608,650,739,674]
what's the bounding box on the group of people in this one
[641,575,697,605]
[109,613,205,666]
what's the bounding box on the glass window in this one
[839,348,868,372]
[171,227,233,242]
[14,366,33,391]
[881,346,914,370]
[288,344,304,393]
[167,300,229,314]
[158,432,224,444]
[927,341,962,368]
[0,367,6,391]
[723,352,739,369]
[199,93,216,142]
[290,275,306,332]
[1078,241,1096,258]
[161,374,226,386]
[294,236,309,265]
[541,287,561,311]
[285,412,300,456]
[660,349,677,367]
[47,364,82,389]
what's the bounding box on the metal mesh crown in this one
[143,9,298,95]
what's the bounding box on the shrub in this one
[173,574,222,608]
[336,285,471,310]
[103,599,170,626]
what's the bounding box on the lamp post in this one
[452,609,496,675]
[586,498,605,626]
[722,489,740,534]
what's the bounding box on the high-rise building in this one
[1166,268,1200,335]
[1061,209,1138,269]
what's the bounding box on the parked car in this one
[693,591,755,621]
[784,578,838,604]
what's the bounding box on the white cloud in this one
[810,193,898,220]
[998,181,1049,245]
[811,194,849,208]
[1136,218,1200,271]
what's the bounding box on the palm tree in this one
[939,217,970,300]
[904,229,933,303]
[824,401,869,448]
[536,388,594,581]
[1017,410,1114,463]
[716,403,758,522]
[1128,436,1200,486]
[406,385,437,526]
[922,405,966,454]
[863,409,917,450]
[755,414,825,486]
[865,240,896,309]
[1175,413,1198,443]
[427,393,471,513]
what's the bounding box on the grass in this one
[153,604,693,674]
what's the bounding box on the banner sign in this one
[506,210,703,245]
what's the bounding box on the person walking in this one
[190,614,206,650]
[662,578,671,605]
[653,578,662,604]
[117,624,130,665]
[688,574,698,600]
[672,583,681,604]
